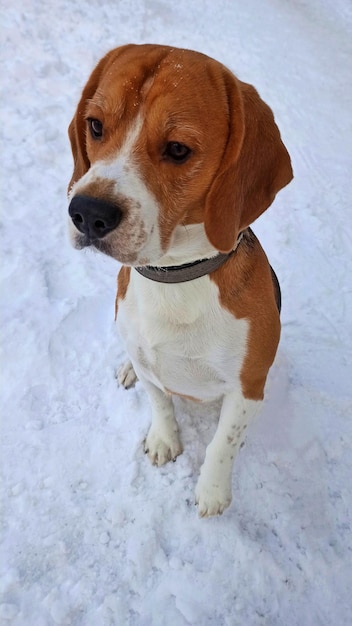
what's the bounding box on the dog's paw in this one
[144,426,183,467]
[116,360,138,389]
[195,473,232,518]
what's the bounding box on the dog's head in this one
[68,44,293,265]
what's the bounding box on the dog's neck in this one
[155,223,219,267]
[135,224,242,284]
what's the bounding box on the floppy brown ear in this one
[67,46,131,193]
[205,70,293,252]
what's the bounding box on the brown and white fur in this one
[67,44,293,517]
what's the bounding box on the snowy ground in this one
[1,0,352,624]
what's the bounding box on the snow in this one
[1,0,351,624]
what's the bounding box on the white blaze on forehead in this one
[99,114,144,181]
[102,115,161,254]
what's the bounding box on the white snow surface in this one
[1,0,352,624]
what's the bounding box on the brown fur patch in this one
[115,266,131,319]
[211,230,281,401]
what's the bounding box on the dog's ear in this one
[204,70,293,252]
[67,46,131,193]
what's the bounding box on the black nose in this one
[68,195,122,240]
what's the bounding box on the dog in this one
[67,44,293,517]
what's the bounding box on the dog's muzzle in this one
[68,195,122,241]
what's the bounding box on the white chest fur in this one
[117,270,248,401]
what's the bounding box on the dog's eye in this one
[88,118,103,140]
[164,142,191,163]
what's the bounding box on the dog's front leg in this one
[195,391,260,517]
[142,381,183,466]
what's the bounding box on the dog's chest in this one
[117,271,248,400]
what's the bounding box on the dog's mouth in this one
[74,233,91,249]
[72,228,142,266]
[73,231,113,255]
[91,238,113,256]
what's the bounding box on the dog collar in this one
[135,233,243,284]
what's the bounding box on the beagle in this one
[67,44,293,517]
